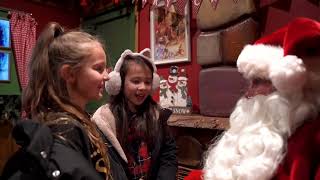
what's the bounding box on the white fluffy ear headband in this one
[105,48,160,95]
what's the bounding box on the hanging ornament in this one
[147,0,153,6]
[192,0,202,19]
[153,0,159,7]
[147,0,156,9]
[210,0,220,10]
[141,0,148,8]
[165,0,173,10]
[260,0,279,7]
[113,0,120,5]
[80,0,88,7]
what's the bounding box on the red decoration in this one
[263,0,320,35]
[184,169,204,180]
[174,0,187,15]
[260,0,279,7]
[210,0,220,10]
[191,0,202,19]
[148,0,154,7]
[113,0,120,5]
[164,0,172,9]
[142,0,148,8]
[80,0,88,6]
[152,0,159,7]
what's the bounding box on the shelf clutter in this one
[167,114,230,179]
[167,114,229,130]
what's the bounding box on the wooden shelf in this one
[167,114,229,130]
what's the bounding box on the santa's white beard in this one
[204,90,317,180]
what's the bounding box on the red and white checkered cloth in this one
[10,11,36,89]
[174,0,187,15]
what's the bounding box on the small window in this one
[0,51,10,81]
[0,18,11,82]
[0,19,10,48]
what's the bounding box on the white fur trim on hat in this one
[237,44,284,80]
[237,44,307,95]
[269,55,307,95]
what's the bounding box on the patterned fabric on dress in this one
[125,115,151,180]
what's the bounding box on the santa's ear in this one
[60,64,75,83]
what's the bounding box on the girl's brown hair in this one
[22,22,111,178]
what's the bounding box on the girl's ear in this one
[60,64,75,83]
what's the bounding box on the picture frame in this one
[150,1,191,65]
[0,51,11,82]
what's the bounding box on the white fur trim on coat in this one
[92,104,128,163]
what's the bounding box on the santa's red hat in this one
[237,17,320,95]
[284,17,320,56]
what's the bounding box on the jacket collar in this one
[92,104,128,163]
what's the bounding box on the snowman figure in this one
[167,66,179,106]
[176,68,188,107]
[159,76,173,108]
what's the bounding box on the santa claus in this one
[186,17,320,180]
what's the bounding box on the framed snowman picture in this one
[159,66,192,114]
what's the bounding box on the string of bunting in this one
[140,0,239,19]
[80,0,240,18]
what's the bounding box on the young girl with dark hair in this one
[92,49,177,180]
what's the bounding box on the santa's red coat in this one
[184,117,320,180]
[272,116,320,180]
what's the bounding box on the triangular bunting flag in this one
[192,0,203,19]
[148,0,156,8]
[210,0,219,10]
[174,0,187,15]
[165,0,173,10]
[142,0,148,8]
[153,0,159,7]
[260,0,279,7]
